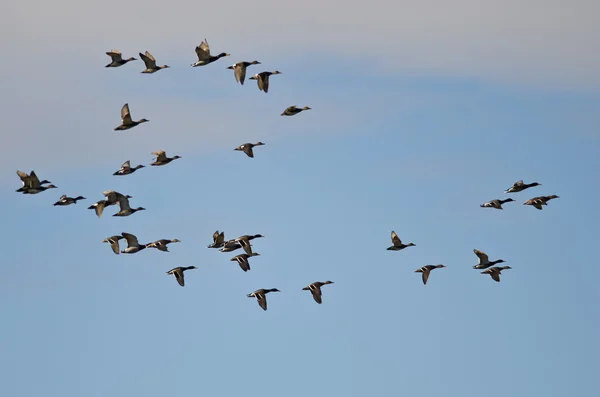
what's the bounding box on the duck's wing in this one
[106,50,123,62]
[16,170,30,185]
[256,293,267,311]
[152,150,167,162]
[94,200,107,218]
[104,236,121,255]
[490,270,501,282]
[236,236,253,255]
[235,64,246,84]
[236,256,250,272]
[258,74,269,92]
[473,249,489,265]
[120,103,133,125]
[421,268,430,285]
[390,231,402,246]
[195,40,211,61]
[121,232,140,247]
[120,160,131,169]
[216,231,225,245]
[243,145,254,158]
[533,201,543,210]
[514,180,524,186]
[174,269,185,286]
[116,195,132,211]
[140,51,157,69]
[28,171,42,188]
[310,285,323,304]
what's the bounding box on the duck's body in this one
[281,105,311,116]
[505,180,541,193]
[302,281,334,304]
[523,195,559,210]
[191,39,230,67]
[147,239,181,252]
[234,142,265,158]
[139,51,169,73]
[227,60,260,84]
[53,195,86,206]
[208,230,225,248]
[114,103,149,131]
[113,160,145,176]
[102,235,124,255]
[218,241,242,252]
[247,288,280,311]
[150,150,181,166]
[16,170,52,193]
[387,231,416,251]
[105,50,136,67]
[415,264,446,285]
[166,266,196,287]
[120,232,147,254]
[480,198,515,210]
[472,249,505,269]
[22,184,58,194]
[481,266,512,282]
[249,70,281,93]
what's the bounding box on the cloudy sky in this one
[2,2,599,397]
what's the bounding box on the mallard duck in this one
[88,191,132,218]
[302,281,334,304]
[16,170,52,192]
[208,230,225,248]
[523,195,559,210]
[105,50,137,67]
[113,195,145,217]
[139,51,169,73]
[280,105,311,116]
[505,180,541,193]
[480,198,515,210]
[53,195,86,206]
[234,142,265,158]
[191,39,230,67]
[231,253,260,272]
[227,60,261,84]
[249,71,281,93]
[114,103,149,131]
[113,160,145,176]
[102,235,124,255]
[147,239,181,252]
[247,288,280,311]
[481,266,512,282]
[22,183,57,194]
[150,150,181,166]
[166,266,197,287]
[415,264,446,285]
[387,231,416,251]
[472,249,506,269]
[120,232,147,254]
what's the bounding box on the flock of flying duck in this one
[14,40,560,310]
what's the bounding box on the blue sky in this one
[2,1,600,396]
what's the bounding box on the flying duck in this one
[281,105,311,116]
[230,253,260,272]
[147,239,181,252]
[505,180,541,193]
[105,50,136,67]
[16,170,52,193]
[234,142,265,158]
[387,231,416,251]
[247,288,280,311]
[112,195,145,217]
[481,266,512,282]
[88,190,132,218]
[102,235,124,255]
[249,71,281,93]
[415,265,446,285]
[480,198,515,210]
[302,281,334,304]
[227,60,261,84]
[120,232,147,254]
[208,230,225,248]
[150,150,182,166]
[114,103,149,131]
[139,51,170,73]
[472,249,506,269]
[166,266,197,287]
[191,39,230,67]
[53,195,86,206]
[523,195,560,210]
[113,160,145,176]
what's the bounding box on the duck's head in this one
[251,253,261,257]
[502,266,512,270]
[173,155,182,160]
[127,57,137,61]
[75,196,86,200]
[126,195,134,199]
[186,266,197,270]
[171,239,181,243]
[139,118,149,123]
[161,65,170,69]
[407,243,416,247]
[269,288,281,292]
[251,60,261,65]
[46,184,57,189]
[40,180,52,185]
[323,281,334,285]
[249,74,258,80]
[436,264,447,269]
[227,64,235,70]
[254,234,264,238]
[255,142,265,147]
[135,164,146,169]
[302,106,311,110]
[530,182,541,187]
[218,53,230,58]
[504,198,515,203]
[272,70,282,75]
[496,259,506,264]
[135,207,146,211]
